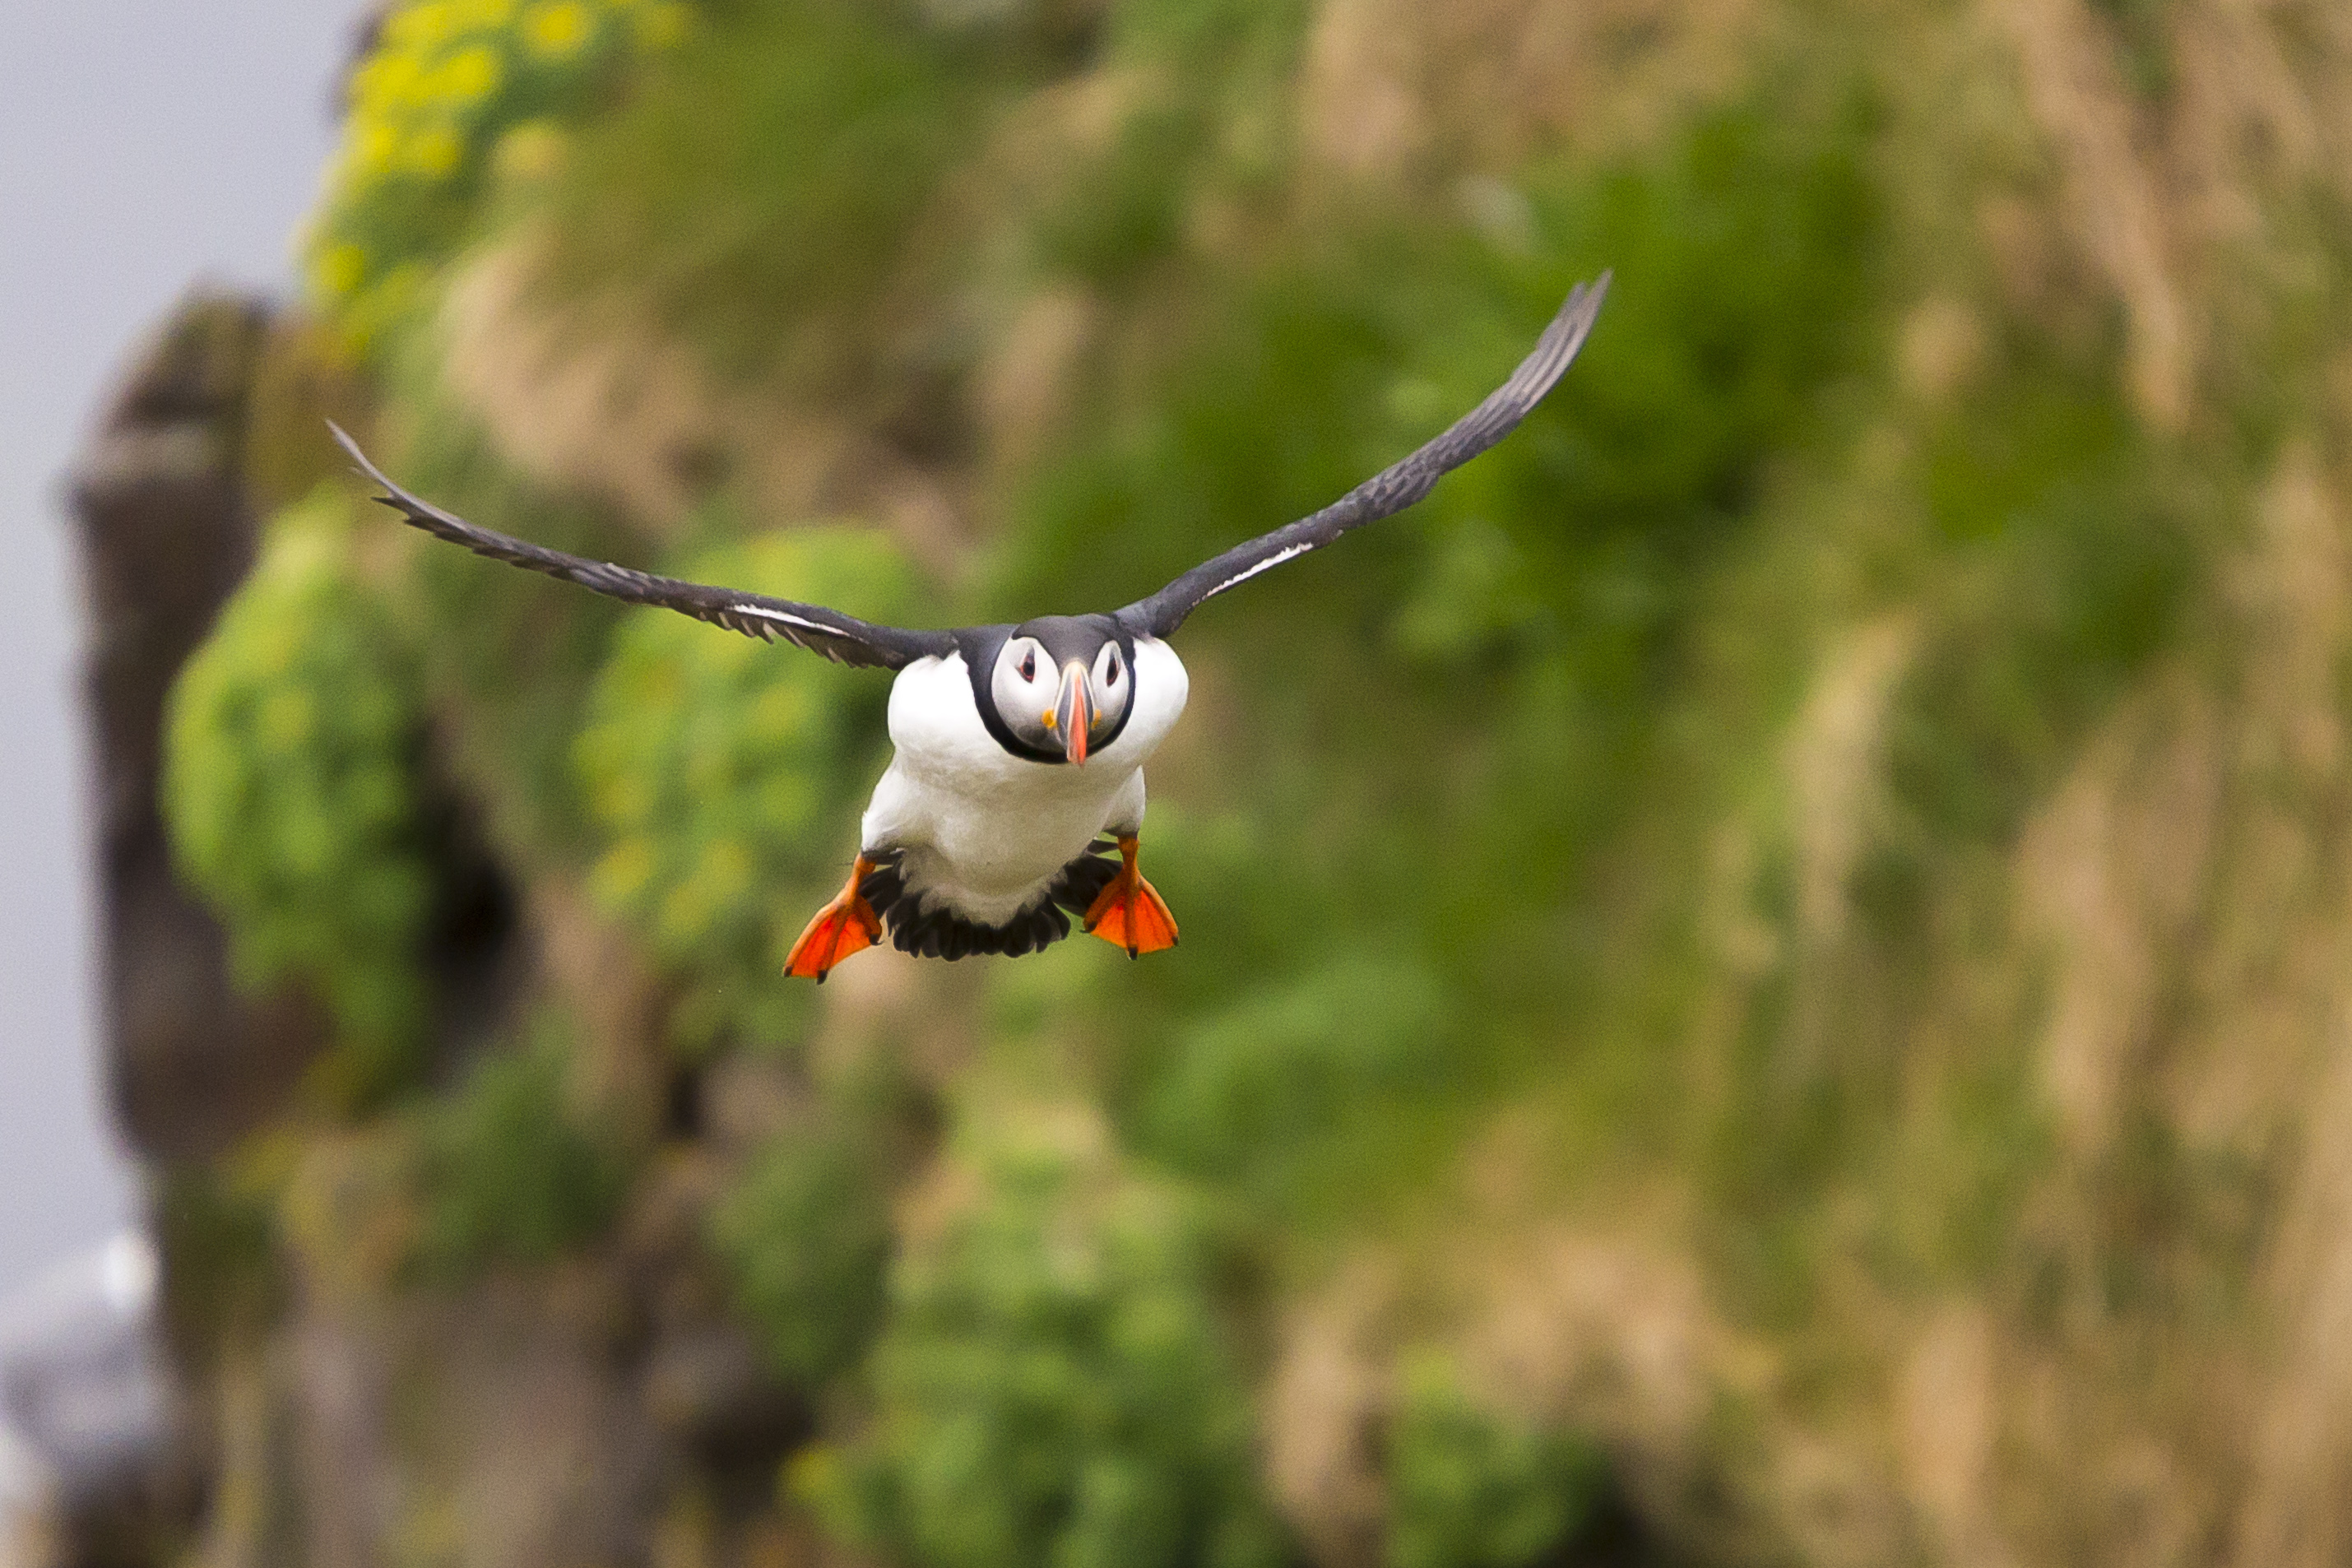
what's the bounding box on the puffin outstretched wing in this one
[1116,272,1609,640]
[331,424,956,670]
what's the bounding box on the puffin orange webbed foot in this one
[1083,835,1180,958]
[786,855,885,983]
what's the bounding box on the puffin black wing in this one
[331,424,956,670]
[1116,272,1609,640]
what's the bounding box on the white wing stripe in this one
[734,604,836,634]
[1212,542,1313,596]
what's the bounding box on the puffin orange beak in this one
[1054,661,1092,765]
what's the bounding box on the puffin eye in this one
[1106,657,1120,686]
[1019,650,1036,682]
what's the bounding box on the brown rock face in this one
[67,295,331,1164]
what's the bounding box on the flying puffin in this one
[331,273,1607,981]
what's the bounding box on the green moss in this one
[710,1121,893,1383]
[573,520,918,1049]
[811,1127,1291,1568]
[1385,1353,1604,1568]
[415,1013,628,1271]
[164,486,435,1106]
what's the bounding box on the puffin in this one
[331,272,1607,981]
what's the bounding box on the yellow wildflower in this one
[522,0,592,58]
[404,124,463,179]
[354,118,401,175]
[360,49,424,109]
[387,1,456,49]
[436,44,502,104]
[453,0,517,28]
[350,54,390,103]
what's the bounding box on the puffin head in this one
[985,615,1133,766]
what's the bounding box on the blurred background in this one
[8,1,2352,1566]
[0,1,359,1554]
[0,0,364,1294]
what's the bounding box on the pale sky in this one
[0,1,365,1296]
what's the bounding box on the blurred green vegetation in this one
[155,0,2352,1559]
[414,1011,629,1271]
[1891,369,2194,847]
[1384,1352,1604,1568]
[577,525,916,1049]
[163,485,434,1106]
[307,0,691,357]
[710,1116,893,1383]
[806,1125,1290,1568]
[540,0,978,386]
[387,399,649,865]
[1131,950,1455,1219]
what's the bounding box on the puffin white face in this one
[989,630,1133,765]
